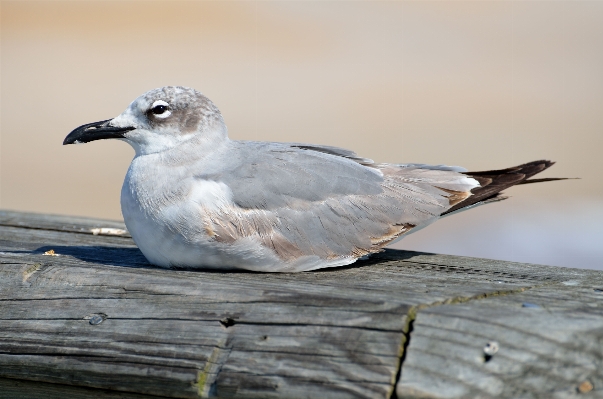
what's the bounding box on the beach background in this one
[2,1,602,270]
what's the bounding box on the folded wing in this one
[194,142,479,271]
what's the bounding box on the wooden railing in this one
[0,210,601,398]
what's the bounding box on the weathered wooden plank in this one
[0,377,162,399]
[1,210,602,398]
[1,263,402,397]
[0,210,130,237]
[0,213,404,398]
[397,280,603,398]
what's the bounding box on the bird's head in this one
[63,86,227,155]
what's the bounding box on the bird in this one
[64,86,566,272]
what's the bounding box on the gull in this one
[64,86,564,272]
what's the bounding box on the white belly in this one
[121,185,236,269]
[120,165,287,270]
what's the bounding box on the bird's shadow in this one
[30,245,257,273]
[315,248,430,273]
[33,245,151,269]
[25,245,428,273]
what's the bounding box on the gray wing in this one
[198,141,479,271]
[201,142,382,209]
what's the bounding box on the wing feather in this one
[197,142,479,270]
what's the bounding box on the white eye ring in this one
[150,100,172,119]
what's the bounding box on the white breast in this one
[120,158,283,270]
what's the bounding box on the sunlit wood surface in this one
[1,210,601,399]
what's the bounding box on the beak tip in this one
[62,134,80,146]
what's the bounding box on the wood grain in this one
[396,281,603,399]
[0,377,163,399]
[1,210,601,398]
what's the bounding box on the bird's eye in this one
[149,100,171,119]
[152,105,168,114]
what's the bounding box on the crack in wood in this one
[0,317,404,332]
[195,339,232,398]
[389,284,544,399]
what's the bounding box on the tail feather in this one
[442,160,564,215]
[517,177,574,185]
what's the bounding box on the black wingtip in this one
[442,160,574,216]
[517,177,579,185]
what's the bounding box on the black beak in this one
[63,119,136,145]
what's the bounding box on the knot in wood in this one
[87,313,107,326]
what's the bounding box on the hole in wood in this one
[220,317,236,328]
[483,341,499,363]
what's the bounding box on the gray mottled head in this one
[64,86,228,155]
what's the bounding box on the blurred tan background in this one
[2,1,602,269]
